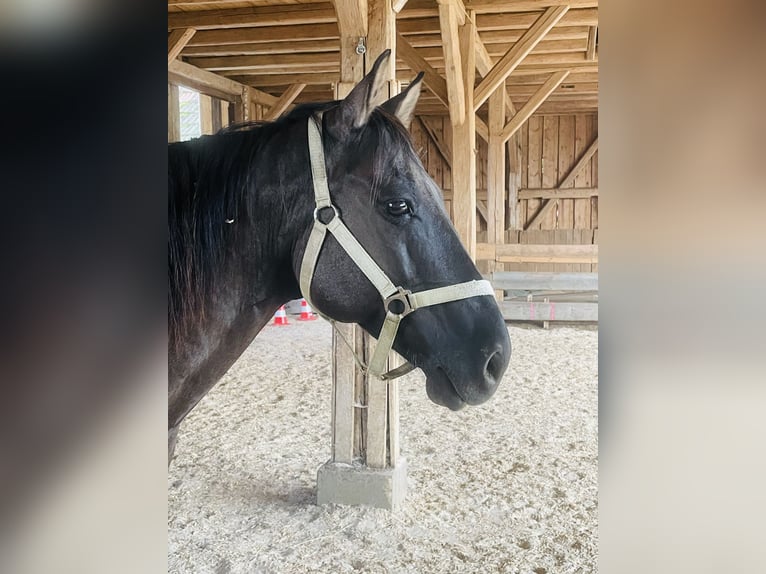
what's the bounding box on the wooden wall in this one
[410,112,598,272]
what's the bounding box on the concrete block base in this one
[316,458,407,510]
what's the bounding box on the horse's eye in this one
[386,199,411,217]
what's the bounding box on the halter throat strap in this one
[299,114,494,379]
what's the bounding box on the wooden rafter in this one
[475,115,489,142]
[168,4,337,30]
[396,33,449,108]
[465,0,597,12]
[473,5,569,110]
[524,135,598,230]
[500,70,570,142]
[474,32,516,116]
[263,84,306,121]
[168,28,196,64]
[437,0,465,124]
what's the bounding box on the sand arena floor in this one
[168,319,597,574]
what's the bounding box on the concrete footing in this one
[316,458,407,510]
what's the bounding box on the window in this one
[178,87,201,141]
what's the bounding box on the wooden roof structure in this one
[168,0,598,117]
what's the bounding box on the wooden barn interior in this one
[168,0,598,280]
[168,0,599,488]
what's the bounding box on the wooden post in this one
[487,86,505,273]
[318,0,406,510]
[168,83,180,142]
[507,132,522,230]
[449,10,476,259]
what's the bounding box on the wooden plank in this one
[539,115,559,232]
[366,376,388,468]
[487,87,505,257]
[263,83,305,120]
[488,271,598,291]
[476,242,598,264]
[396,34,449,109]
[590,115,598,231]
[451,10,476,258]
[466,0,597,12]
[526,116,541,231]
[500,301,598,322]
[519,187,597,199]
[558,115,575,229]
[437,0,465,125]
[168,83,180,142]
[168,28,196,65]
[477,200,488,223]
[473,6,569,111]
[500,70,570,142]
[168,59,244,101]
[168,4,338,30]
[331,324,356,463]
[586,26,598,61]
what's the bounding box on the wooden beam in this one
[333,0,368,38]
[168,59,245,101]
[586,26,598,61]
[487,87,505,255]
[396,33,449,108]
[476,243,598,264]
[417,117,452,168]
[473,5,569,111]
[263,84,306,121]
[519,187,598,199]
[249,87,279,107]
[437,0,465,125]
[393,0,409,12]
[451,11,477,258]
[475,115,489,142]
[168,83,180,142]
[499,301,598,322]
[558,136,598,188]
[168,28,196,65]
[474,31,516,117]
[500,70,570,142]
[477,200,488,223]
[465,0,597,13]
[488,271,598,292]
[168,4,338,30]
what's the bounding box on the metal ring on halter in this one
[313,204,339,223]
[384,287,415,318]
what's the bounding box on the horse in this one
[168,51,511,461]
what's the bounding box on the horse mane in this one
[168,101,418,350]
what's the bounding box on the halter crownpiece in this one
[299,114,495,380]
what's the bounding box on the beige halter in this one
[299,115,494,380]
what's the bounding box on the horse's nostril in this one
[485,350,505,383]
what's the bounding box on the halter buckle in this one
[384,287,415,318]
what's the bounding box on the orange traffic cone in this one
[272,305,289,326]
[298,298,317,321]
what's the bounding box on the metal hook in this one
[355,37,366,55]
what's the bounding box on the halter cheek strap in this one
[299,114,494,380]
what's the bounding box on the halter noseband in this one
[299,114,495,380]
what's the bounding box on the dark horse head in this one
[168,51,510,433]
[291,52,511,410]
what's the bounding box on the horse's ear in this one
[380,72,424,130]
[326,50,391,137]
